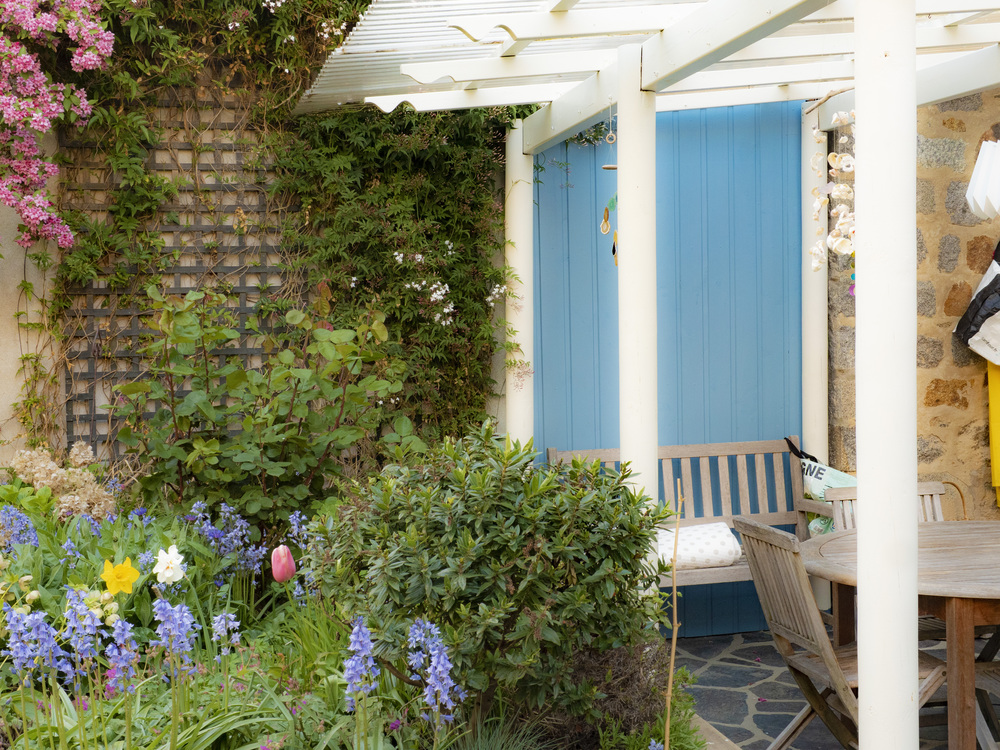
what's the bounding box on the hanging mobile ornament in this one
[600,206,610,235]
[602,109,617,170]
[612,230,618,267]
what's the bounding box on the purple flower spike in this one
[407,619,466,727]
[344,616,380,711]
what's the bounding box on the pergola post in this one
[504,120,535,445]
[616,44,658,497]
[801,107,829,464]
[854,0,918,745]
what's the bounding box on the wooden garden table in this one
[800,521,1000,750]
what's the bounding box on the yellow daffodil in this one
[101,558,140,596]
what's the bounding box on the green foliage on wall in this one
[14,0,528,455]
[275,106,525,437]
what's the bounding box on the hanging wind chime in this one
[599,110,618,266]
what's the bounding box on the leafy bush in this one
[542,642,705,750]
[112,286,404,535]
[307,421,671,718]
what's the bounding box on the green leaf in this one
[118,381,151,395]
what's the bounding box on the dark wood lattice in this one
[59,98,292,459]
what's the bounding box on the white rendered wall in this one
[504,121,536,446]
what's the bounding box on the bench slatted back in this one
[547,437,809,539]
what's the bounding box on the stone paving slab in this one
[677,631,959,749]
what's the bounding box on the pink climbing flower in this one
[0,0,114,248]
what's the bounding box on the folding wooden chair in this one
[824,481,946,531]
[734,516,947,749]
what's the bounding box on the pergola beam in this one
[730,21,1000,63]
[664,59,855,93]
[816,43,1000,127]
[447,6,700,43]
[522,0,835,153]
[401,50,614,85]
[521,65,617,153]
[656,82,838,111]
[641,0,837,92]
[544,0,582,11]
[366,82,575,113]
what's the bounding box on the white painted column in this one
[504,120,535,445]
[854,1,918,746]
[616,44,658,496]
[801,107,829,464]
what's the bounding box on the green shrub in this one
[307,421,671,719]
[112,286,404,536]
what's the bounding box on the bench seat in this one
[546,437,829,589]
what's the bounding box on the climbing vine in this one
[7,0,527,464]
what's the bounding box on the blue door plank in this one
[534,102,803,636]
[565,143,600,447]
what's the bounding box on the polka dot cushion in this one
[657,522,743,569]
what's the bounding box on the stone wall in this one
[829,89,1000,520]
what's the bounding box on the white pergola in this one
[297,2,1000,744]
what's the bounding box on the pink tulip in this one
[271,545,296,583]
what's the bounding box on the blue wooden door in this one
[533,101,803,636]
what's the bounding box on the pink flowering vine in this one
[0,0,113,249]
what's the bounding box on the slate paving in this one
[675,630,963,749]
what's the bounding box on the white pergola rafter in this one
[296,3,1000,747]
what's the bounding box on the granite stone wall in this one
[828,89,1000,520]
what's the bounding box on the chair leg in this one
[784,671,858,749]
[978,688,1000,742]
[766,703,816,750]
[977,702,1000,750]
[980,631,1000,663]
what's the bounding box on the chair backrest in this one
[824,481,946,531]
[733,516,859,722]
[547,437,810,539]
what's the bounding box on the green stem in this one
[93,664,110,750]
[48,671,65,750]
[125,695,132,750]
[170,654,179,750]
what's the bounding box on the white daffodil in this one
[153,545,185,584]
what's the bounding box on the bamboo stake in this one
[664,478,683,749]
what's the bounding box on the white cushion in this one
[658,522,743,570]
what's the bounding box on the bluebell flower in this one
[344,616,380,711]
[211,612,240,661]
[408,619,466,726]
[0,505,39,553]
[106,478,124,495]
[187,502,266,577]
[63,588,105,663]
[137,550,156,574]
[2,605,74,685]
[292,580,306,606]
[648,741,664,750]
[287,511,309,547]
[61,538,81,568]
[151,599,200,679]
[2,605,38,677]
[75,514,95,536]
[105,619,139,696]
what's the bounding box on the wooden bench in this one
[546,437,831,588]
